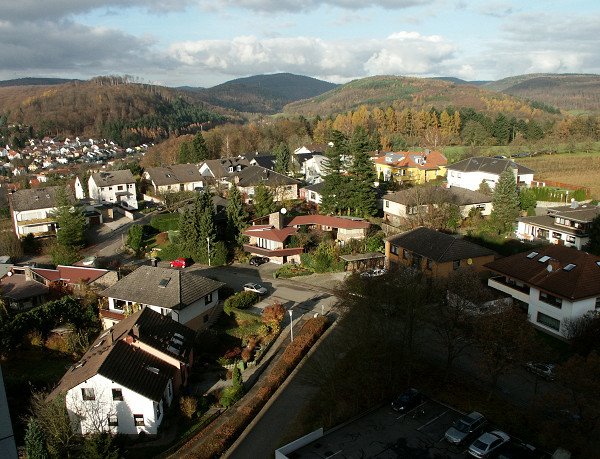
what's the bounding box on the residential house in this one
[446,156,534,191]
[374,150,447,185]
[50,307,195,435]
[243,212,303,265]
[199,157,250,191]
[385,227,496,276]
[288,214,370,244]
[299,182,325,207]
[0,366,17,459]
[100,265,225,331]
[485,245,600,337]
[143,164,209,195]
[10,186,66,238]
[89,170,137,209]
[248,153,276,170]
[74,176,86,200]
[516,202,600,250]
[299,154,327,184]
[383,186,492,227]
[294,144,328,155]
[0,265,48,311]
[233,166,300,203]
[31,265,118,294]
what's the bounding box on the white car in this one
[468,430,510,458]
[360,268,387,278]
[243,283,268,295]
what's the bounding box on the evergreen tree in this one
[491,168,520,234]
[320,130,350,215]
[178,206,193,257]
[126,224,144,255]
[226,186,249,245]
[178,141,192,164]
[349,126,371,154]
[191,132,209,162]
[253,183,276,217]
[274,142,291,174]
[348,147,377,217]
[198,205,216,263]
[25,418,49,459]
[54,187,86,249]
[81,432,120,459]
[585,215,600,256]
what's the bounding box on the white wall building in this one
[485,245,600,338]
[446,157,534,191]
[89,170,137,209]
[10,186,65,238]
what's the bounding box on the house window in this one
[566,235,576,244]
[133,414,145,427]
[537,312,560,331]
[117,185,124,191]
[539,291,562,308]
[453,260,460,270]
[385,200,389,208]
[108,415,118,427]
[426,259,433,270]
[112,388,123,401]
[390,245,398,255]
[552,232,562,239]
[402,249,409,260]
[310,192,316,200]
[205,293,213,304]
[81,388,95,401]
[108,187,112,191]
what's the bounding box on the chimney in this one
[24,266,33,281]
[269,211,285,230]
[132,323,140,338]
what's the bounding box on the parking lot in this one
[290,396,549,458]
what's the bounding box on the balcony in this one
[243,244,304,257]
[488,277,530,304]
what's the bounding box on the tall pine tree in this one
[253,183,276,217]
[54,186,86,249]
[274,142,291,174]
[320,130,350,215]
[191,132,209,162]
[491,168,520,234]
[226,186,249,245]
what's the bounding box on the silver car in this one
[243,283,267,295]
[445,411,486,445]
[468,430,510,458]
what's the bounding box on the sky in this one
[1,0,599,88]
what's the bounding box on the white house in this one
[485,245,600,337]
[516,202,600,250]
[74,176,86,200]
[300,154,327,184]
[89,170,137,209]
[446,157,534,191]
[143,164,208,195]
[10,186,66,239]
[50,308,196,435]
[300,182,325,207]
[100,265,225,331]
[232,165,300,203]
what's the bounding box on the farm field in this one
[519,152,600,199]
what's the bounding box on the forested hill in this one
[0,77,230,146]
[483,73,600,113]
[283,75,557,120]
[0,77,79,87]
[188,73,338,114]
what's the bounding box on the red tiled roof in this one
[288,214,370,230]
[242,225,298,243]
[32,265,109,284]
[485,245,600,300]
[374,150,447,170]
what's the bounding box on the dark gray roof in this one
[386,227,495,262]
[547,204,600,222]
[91,170,135,187]
[302,181,325,193]
[250,155,276,170]
[145,164,204,186]
[0,273,48,300]
[50,308,191,401]
[236,165,300,187]
[202,157,250,178]
[10,186,65,211]
[447,156,534,176]
[101,265,225,310]
[385,186,491,206]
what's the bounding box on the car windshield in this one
[454,420,470,432]
[472,439,487,450]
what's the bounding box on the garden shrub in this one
[210,241,228,267]
[223,291,260,314]
[180,396,198,420]
[150,213,180,232]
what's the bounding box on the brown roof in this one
[145,164,204,186]
[374,150,447,170]
[386,227,495,263]
[546,204,600,222]
[288,214,371,230]
[243,225,298,243]
[484,245,600,301]
[32,265,111,284]
[0,273,48,300]
[91,170,135,187]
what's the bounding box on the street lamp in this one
[207,237,211,267]
[288,309,294,342]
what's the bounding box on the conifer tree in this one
[320,130,350,215]
[54,186,86,249]
[178,141,192,164]
[226,186,248,245]
[253,183,276,217]
[274,142,291,174]
[25,418,49,459]
[491,168,520,234]
[191,132,209,162]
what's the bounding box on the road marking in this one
[417,410,448,431]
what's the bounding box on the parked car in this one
[243,283,268,295]
[445,411,487,445]
[249,256,269,266]
[468,431,510,458]
[525,362,555,381]
[495,442,540,459]
[170,257,189,268]
[391,388,425,413]
[360,268,387,278]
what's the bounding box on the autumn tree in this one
[262,302,285,334]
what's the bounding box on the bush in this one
[211,241,228,267]
[150,213,180,232]
[275,264,313,279]
[155,242,181,261]
[223,291,260,314]
[219,384,244,408]
[180,396,198,420]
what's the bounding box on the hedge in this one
[187,316,329,458]
[223,291,260,314]
[150,212,180,232]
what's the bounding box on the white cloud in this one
[207,0,431,13]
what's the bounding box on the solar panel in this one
[527,252,538,259]
[538,256,550,263]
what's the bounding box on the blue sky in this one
[1,0,599,87]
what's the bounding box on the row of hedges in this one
[223,291,260,314]
[185,316,329,459]
[274,264,313,279]
[530,186,587,203]
[150,212,180,232]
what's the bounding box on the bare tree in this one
[66,387,117,434]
